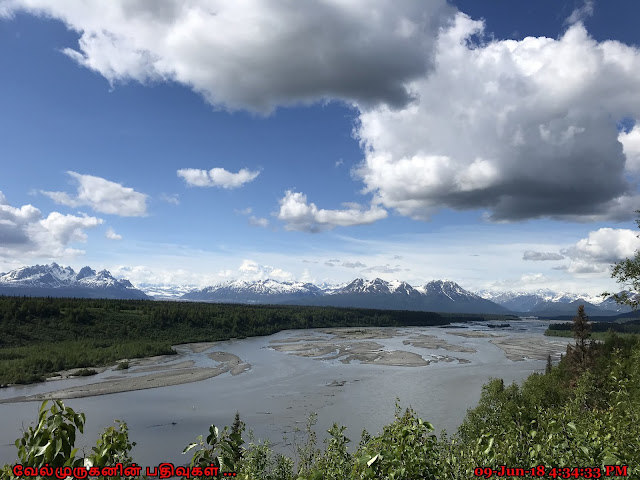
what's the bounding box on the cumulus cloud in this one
[0,0,454,113]
[0,191,103,258]
[111,265,214,287]
[619,126,640,173]
[523,251,565,261]
[277,190,387,232]
[42,171,147,216]
[342,261,367,269]
[9,2,640,223]
[248,216,269,228]
[561,228,640,265]
[237,259,292,281]
[520,273,549,284]
[354,15,640,222]
[177,167,260,189]
[105,227,122,240]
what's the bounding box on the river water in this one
[0,320,570,468]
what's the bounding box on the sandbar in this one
[403,334,476,353]
[0,351,251,404]
[489,337,571,361]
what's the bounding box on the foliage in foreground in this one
[2,333,638,480]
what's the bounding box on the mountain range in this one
[0,263,148,299]
[181,277,630,316]
[0,263,633,316]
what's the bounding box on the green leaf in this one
[182,442,198,454]
[367,454,380,466]
[483,437,494,455]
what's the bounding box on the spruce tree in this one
[571,305,591,368]
[545,354,552,375]
[230,411,245,463]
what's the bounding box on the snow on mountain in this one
[477,289,631,315]
[182,279,323,303]
[137,283,198,299]
[182,277,507,314]
[5,263,631,316]
[0,263,148,299]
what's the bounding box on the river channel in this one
[0,320,571,468]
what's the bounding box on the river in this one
[0,320,570,468]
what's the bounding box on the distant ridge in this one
[478,289,631,316]
[0,263,149,300]
[182,277,509,315]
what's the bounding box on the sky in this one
[1,0,640,295]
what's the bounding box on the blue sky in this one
[1,0,640,294]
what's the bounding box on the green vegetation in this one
[70,368,97,377]
[0,296,512,385]
[2,332,638,479]
[545,319,640,338]
[545,329,638,340]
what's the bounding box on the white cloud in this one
[237,259,292,281]
[0,0,455,113]
[619,125,640,174]
[160,193,180,205]
[561,228,640,266]
[565,0,594,25]
[177,167,260,189]
[105,227,122,240]
[42,171,147,216]
[362,264,403,274]
[519,273,549,284]
[0,191,103,258]
[354,15,640,222]
[523,251,565,261]
[342,261,367,269]
[111,265,210,287]
[277,190,387,232]
[248,216,269,228]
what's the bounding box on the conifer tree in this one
[571,305,591,368]
[545,354,552,375]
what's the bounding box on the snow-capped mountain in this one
[182,279,324,303]
[183,277,508,314]
[414,280,509,314]
[477,289,631,316]
[137,283,199,299]
[0,263,149,299]
[4,264,631,316]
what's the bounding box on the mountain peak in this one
[0,263,147,299]
[76,266,96,280]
